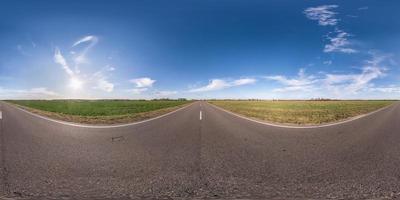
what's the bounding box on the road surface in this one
[0,101,400,199]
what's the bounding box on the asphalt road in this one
[0,101,400,199]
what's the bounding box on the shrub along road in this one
[0,101,400,199]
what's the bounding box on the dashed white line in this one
[199,110,202,120]
[0,111,2,119]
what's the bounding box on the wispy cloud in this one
[266,54,389,97]
[130,77,156,88]
[54,36,117,94]
[96,79,114,92]
[323,66,385,95]
[265,68,317,92]
[154,90,178,96]
[128,88,148,94]
[128,77,156,94]
[72,35,98,67]
[189,78,256,92]
[89,65,115,92]
[93,65,115,92]
[232,78,257,86]
[324,29,357,53]
[304,5,339,26]
[358,6,369,10]
[189,79,229,92]
[324,52,388,94]
[54,47,74,77]
[0,87,61,100]
[369,86,400,93]
[73,35,98,47]
[16,44,31,56]
[268,67,384,95]
[304,5,358,54]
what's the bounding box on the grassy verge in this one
[7,100,191,125]
[209,100,396,125]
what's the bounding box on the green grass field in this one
[209,100,396,125]
[7,100,191,124]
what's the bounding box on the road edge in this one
[207,101,397,129]
[1,101,195,129]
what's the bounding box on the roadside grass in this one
[7,100,191,124]
[209,100,397,125]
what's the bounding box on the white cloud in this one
[73,35,98,47]
[358,6,369,10]
[54,36,118,94]
[324,53,388,95]
[190,79,229,92]
[96,79,114,92]
[265,68,316,91]
[323,66,385,94]
[54,47,74,77]
[304,5,339,26]
[232,78,257,86]
[10,35,119,99]
[267,54,389,97]
[189,78,256,92]
[16,45,31,56]
[304,5,358,54]
[323,60,332,65]
[369,86,400,93]
[322,53,388,94]
[91,67,115,93]
[105,65,115,71]
[130,77,156,88]
[0,87,61,100]
[129,88,148,94]
[72,35,98,65]
[154,90,178,96]
[324,29,357,53]
[127,77,156,95]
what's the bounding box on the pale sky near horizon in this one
[0,0,399,99]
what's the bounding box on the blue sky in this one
[0,0,399,99]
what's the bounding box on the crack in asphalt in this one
[111,136,125,142]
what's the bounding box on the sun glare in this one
[69,78,83,90]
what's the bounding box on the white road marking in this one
[6,102,195,129]
[208,102,394,129]
[0,111,2,119]
[200,110,202,120]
